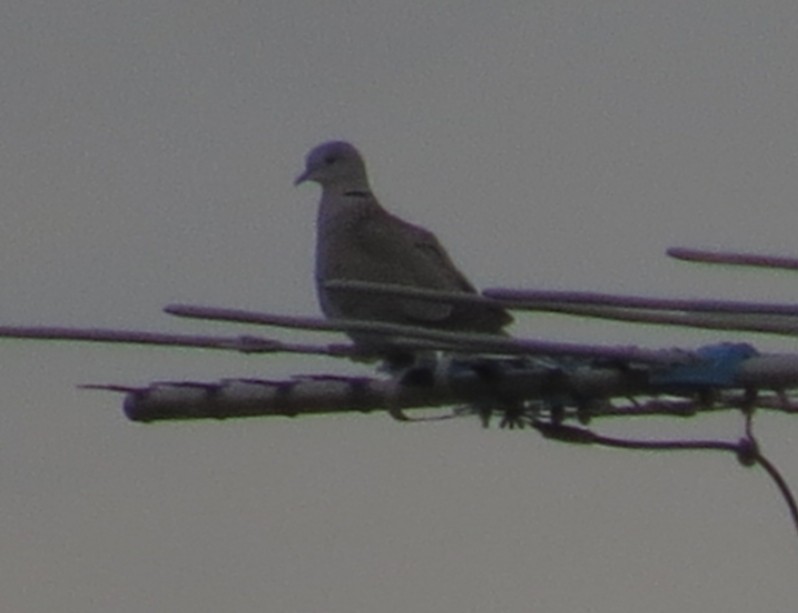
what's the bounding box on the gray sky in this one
[2,1,798,611]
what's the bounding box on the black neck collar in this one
[343,190,370,198]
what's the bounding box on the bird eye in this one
[324,155,336,165]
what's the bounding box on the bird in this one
[294,140,512,366]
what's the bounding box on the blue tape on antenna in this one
[650,342,758,389]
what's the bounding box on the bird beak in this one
[294,170,310,186]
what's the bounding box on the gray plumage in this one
[295,141,512,357]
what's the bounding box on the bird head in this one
[294,141,370,190]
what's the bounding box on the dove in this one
[295,140,512,363]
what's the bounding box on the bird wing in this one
[355,210,481,323]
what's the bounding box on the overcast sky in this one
[2,1,798,611]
